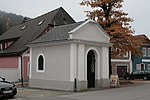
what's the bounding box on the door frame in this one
[86,48,99,88]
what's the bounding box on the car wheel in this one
[143,76,147,80]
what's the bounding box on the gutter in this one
[18,54,24,87]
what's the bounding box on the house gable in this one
[69,20,110,43]
[0,7,75,56]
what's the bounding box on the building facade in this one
[0,7,75,82]
[111,51,132,78]
[28,20,112,91]
[132,40,150,71]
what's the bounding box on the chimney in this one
[22,17,28,23]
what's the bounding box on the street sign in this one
[110,75,119,88]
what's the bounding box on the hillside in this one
[0,10,30,35]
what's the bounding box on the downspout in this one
[19,55,23,87]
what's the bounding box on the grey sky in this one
[0,0,149,38]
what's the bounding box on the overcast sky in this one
[0,0,149,38]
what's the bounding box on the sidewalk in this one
[15,82,29,87]
[119,80,150,87]
[15,80,150,88]
[12,80,150,100]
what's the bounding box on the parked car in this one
[0,77,17,98]
[124,70,150,80]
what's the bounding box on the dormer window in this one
[37,20,45,26]
[0,41,14,51]
[21,25,27,30]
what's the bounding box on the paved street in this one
[7,88,73,100]
[59,83,150,100]
[4,81,150,100]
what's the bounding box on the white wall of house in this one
[29,20,111,91]
[30,42,110,90]
[70,22,110,88]
[31,44,70,81]
[111,51,132,75]
[0,68,19,82]
[72,22,109,43]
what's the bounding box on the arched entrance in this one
[87,50,96,88]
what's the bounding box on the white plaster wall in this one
[70,43,78,81]
[73,23,109,43]
[70,43,110,82]
[0,68,19,82]
[100,46,109,79]
[31,44,70,81]
[29,21,111,90]
[83,45,109,80]
[70,44,102,81]
[74,44,110,81]
[77,44,85,81]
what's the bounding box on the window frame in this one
[141,63,145,70]
[136,63,145,70]
[123,52,129,57]
[142,47,147,57]
[148,48,150,57]
[36,53,45,72]
[147,64,150,70]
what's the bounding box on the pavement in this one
[121,80,150,86]
[58,83,150,100]
[9,87,73,100]
[8,80,150,100]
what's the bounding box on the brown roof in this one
[0,7,75,56]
